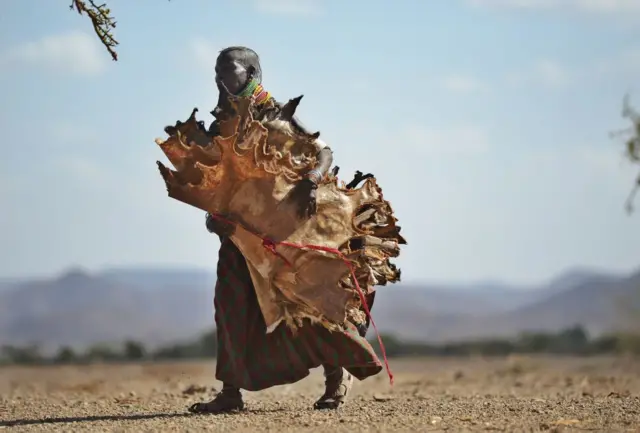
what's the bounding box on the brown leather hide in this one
[155,96,405,332]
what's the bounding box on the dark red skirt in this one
[213,238,382,391]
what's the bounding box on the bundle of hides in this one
[155,95,406,332]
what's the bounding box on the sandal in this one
[313,367,354,410]
[188,387,245,414]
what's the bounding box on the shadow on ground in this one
[0,412,192,427]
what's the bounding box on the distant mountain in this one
[100,266,217,290]
[0,265,637,350]
[539,268,621,297]
[477,270,639,338]
[0,268,213,352]
[373,267,623,321]
[380,269,639,342]
[0,279,18,292]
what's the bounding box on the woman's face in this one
[215,54,248,96]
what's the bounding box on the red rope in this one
[208,212,394,385]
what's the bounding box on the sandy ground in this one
[1,356,640,432]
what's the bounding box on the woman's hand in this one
[288,178,318,219]
[205,213,236,238]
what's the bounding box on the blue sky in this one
[1,0,640,284]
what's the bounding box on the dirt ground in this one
[1,356,639,432]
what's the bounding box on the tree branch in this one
[69,0,119,61]
[614,94,640,214]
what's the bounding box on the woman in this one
[189,46,380,414]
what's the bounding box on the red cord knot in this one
[262,237,276,251]
[261,238,292,267]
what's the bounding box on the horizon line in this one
[1,263,637,290]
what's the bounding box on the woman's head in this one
[215,46,262,96]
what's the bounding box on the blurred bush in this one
[3,325,640,366]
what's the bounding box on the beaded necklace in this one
[236,78,272,106]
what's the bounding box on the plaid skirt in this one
[214,238,382,391]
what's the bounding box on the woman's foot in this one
[313,367,354,410]
[188,386,244,414]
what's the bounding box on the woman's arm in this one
[307,146,333,184]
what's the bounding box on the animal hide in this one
[155,96,406,332]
